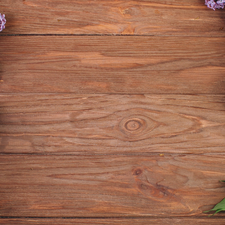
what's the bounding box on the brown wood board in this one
[1,218,225,225]
[0,154,225,217]
[0,0,225,35]
[0,0,225,223]
[0,94,225,154]
[0,36,225,94]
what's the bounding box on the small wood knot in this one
[123,118,145,133]
[118,111,158,141]
[122,8,133,17]
[133,168,142,176]
[125,119,141,131]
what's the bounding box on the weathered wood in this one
[1,218,225,225]
[0,1,224,222]
[0,94,225,154]
[0,36,225,94]
[0,0,225,35]
[0,154,224,217]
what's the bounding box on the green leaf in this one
[220,180,225,183]
[204,198,225,216]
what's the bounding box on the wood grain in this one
[0,94,225,154]
[0,36,225,94]
[0,0,225,222]
[0,0,225,35]
[0,154,225,217]
[1,218,225,225]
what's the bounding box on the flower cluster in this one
[205,0,225,10]
[0,13,6,32]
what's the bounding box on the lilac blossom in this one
[0,14,6,32]
[205,0,225,10]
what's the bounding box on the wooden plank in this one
[0,94,225,154]
[1,218,225,225]
[0,0,225,35]
[0,36,225,94]
[0,154,224,217]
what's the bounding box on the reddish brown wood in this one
[0,0,224,223]
[0,94,225,154]
[0,0,225,35]
[0,36,225,94]
[0,218,225,225]
[0,154,224,217]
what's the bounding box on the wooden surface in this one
[0,94,225,154]
[1,0,225,36]
[1,218,225,225]
[0,0,225,224]
[0,154,225,217]
[0,36,225,94]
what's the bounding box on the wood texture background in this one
[1,0,225,36]
[0,0,225,224]
[0,154,225,217]
[0,94,225,154]
[0,36,225,94]
[1,218,225,225]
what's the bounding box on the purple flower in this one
[205,0,225,10]
[0,14,6,32]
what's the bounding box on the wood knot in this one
[118,113,157,141]
[120,7,139,18]
[125,119,142,131]
[133,168,142,176]
[120,117,146,136]
[122,8,134,17]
